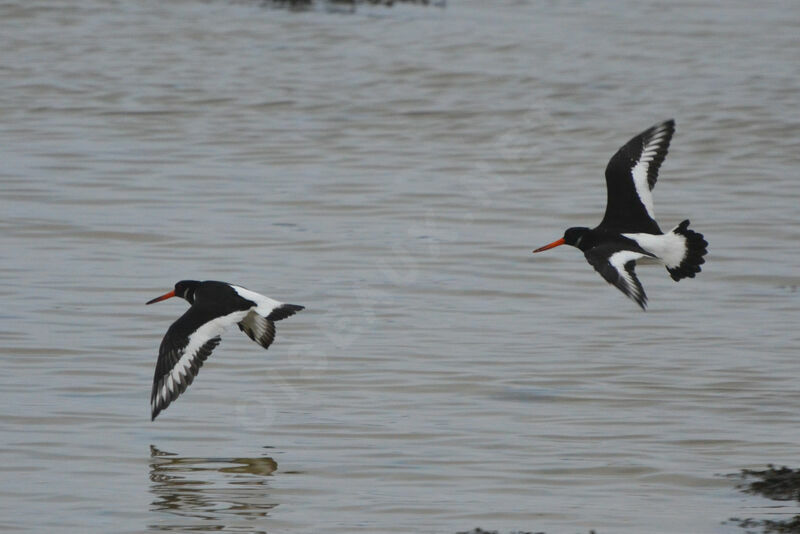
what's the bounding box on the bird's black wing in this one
[600,120,674,234]
[238,313,276,350]
[150,306,230,420]
[584,245,653,310]
[238,304,304,350]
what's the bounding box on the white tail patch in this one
[623,230,687,269]
[231,285,282,316]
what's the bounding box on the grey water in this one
[1,1,799,532]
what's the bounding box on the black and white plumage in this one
[533,120,708,310]
[146,280,304,420]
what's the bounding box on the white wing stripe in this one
[631,161,655,219]
[629,124,670,221]
[608,250,646,300]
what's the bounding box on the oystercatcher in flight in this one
[146,280,304,420]
[533,119,707,310]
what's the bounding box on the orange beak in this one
[533,238,565,253]
[146,290,176,305]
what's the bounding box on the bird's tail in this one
[666,220,708,281]
[267,303,305,322]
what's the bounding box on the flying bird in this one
[533,119,707,309]
[146,280,304,420]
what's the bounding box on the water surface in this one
[1,1,799,532]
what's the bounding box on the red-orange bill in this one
[532,238,565,253]
[146,290,176,305]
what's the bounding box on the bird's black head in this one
[533,226,591,254]
[174,280,200,304]
[146,280,200,305]
[563,227,591,251]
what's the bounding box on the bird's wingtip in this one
[267,303,305,322]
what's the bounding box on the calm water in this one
[1,1,799,533]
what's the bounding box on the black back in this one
[160,281,256,345]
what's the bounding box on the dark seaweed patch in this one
[731,465,800,533]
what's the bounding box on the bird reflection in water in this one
[148,445,278,532]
